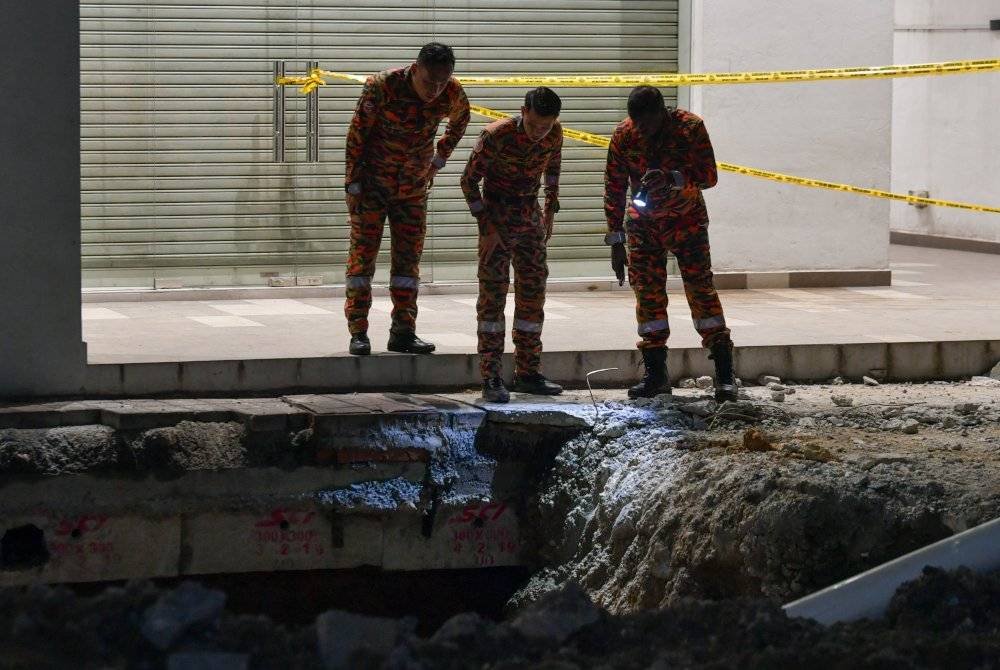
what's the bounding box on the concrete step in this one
[75,339,1000,397]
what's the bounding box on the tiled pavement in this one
[82,245,1000,364]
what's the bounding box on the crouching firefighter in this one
[603,86,737,402]
[460,87,564,403]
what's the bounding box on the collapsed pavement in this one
[512,379,1000,611]
[1,376,999,666]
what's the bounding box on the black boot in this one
[709,337,738,402]
[349,333,371,356]
[482,377,510,403]
[628,348,671,399]
[387,331,436,354]
[511,371,563,396]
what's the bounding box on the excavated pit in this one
[1,379,999,666]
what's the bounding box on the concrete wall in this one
[685,0,894,273]
[891,1,1000,243]
[0,1,87,397]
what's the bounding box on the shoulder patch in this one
[362,99,375,113]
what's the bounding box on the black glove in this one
[611,243,628,286]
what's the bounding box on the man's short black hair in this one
[417,42,456,68]
[524,87,561,117]
[627,86,665,120]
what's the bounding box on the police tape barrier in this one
[278,58,1000,93]
[276,80,1000,215]
[474,105,1000,214]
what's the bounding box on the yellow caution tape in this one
[470,105,1000,215]
[716,163,1000,214]
[278,76,1000,214]
[456,58,1000,87]
[278,59,1000,92]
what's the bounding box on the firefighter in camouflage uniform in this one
[603,86,737,401]
[461,87,564,403]
[343,43,471,356]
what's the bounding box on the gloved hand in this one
[543,211,555,242]
[346,182,363,215]
[611,243,628,286]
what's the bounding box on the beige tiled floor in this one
[83,245,1000,364]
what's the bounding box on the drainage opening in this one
[1,525,50,570]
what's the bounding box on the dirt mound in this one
[510,395,1000,612]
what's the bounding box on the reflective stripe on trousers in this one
[345,275,371,289]
[513,318,543,333]
[390,275,419,290]
[694,315,726,330]
[638,319,669,335]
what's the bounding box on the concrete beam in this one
[0,394,565,586]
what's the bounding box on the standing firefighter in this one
[604,86,737,401]
[461,88,564,403]
[343,43,471,355]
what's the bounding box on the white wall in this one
[891,1,1000,242]
[686,0,894,272]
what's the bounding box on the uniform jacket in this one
[460,116,562,217]
[604,107,718,232]
[345,65,471,197]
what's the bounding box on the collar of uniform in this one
[402,64,420,101]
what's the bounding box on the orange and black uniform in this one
[461,116,562,378]
[604,107,731,350]
[344,65,471,335]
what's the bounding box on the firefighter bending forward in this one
[461,87,564,403]
[603,86,737,402]
[343,43,471,356]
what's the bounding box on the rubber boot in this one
[349,333,371,356]
[482,377,510,403]
[709,337,738,402]
[628,347,671,399]
[387,331,436,354]
[511,372,563,396]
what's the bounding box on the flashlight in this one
[633,187,649,209]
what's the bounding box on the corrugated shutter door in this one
[81,0,678,287]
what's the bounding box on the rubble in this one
[142,581,227,650]
[832,394,854,407]
[3,568,1000,667]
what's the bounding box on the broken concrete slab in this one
[316,610,415,670]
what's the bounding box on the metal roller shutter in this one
[81,0,678,287]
